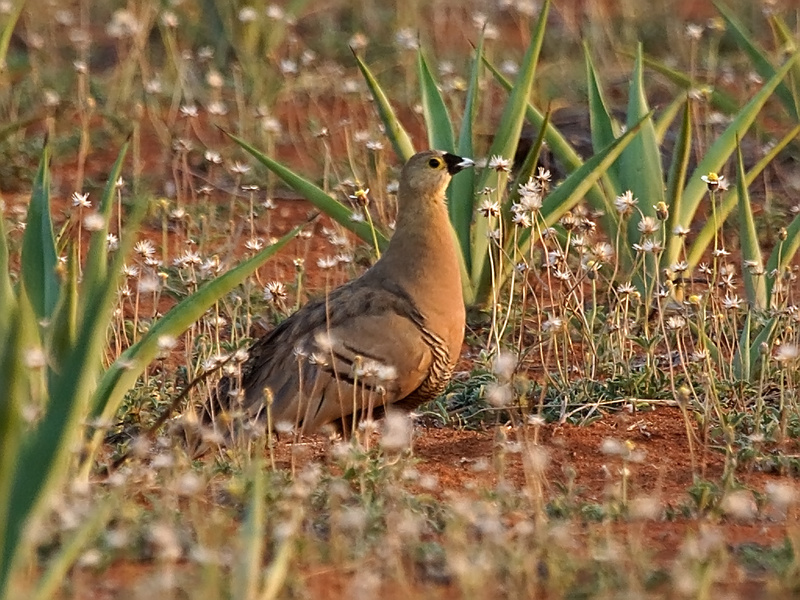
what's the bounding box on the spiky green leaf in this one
[667,54,798,267]
[229,132,389,249]
[734,140,767,309]
[354,52,415,162]
[20,145,59,323]
[417,49,454,153]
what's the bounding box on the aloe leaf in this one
[662,99,692,272]
[540,114,651,226]
[734,140,767,309]
[511,106,552,195]
[90,220,306,421]
[714,0,798,120]
[585,44,619,186]
[653,95,685,146]
[471,0,550,294]
[0,0,25,75]
[617,46,665,292]
[621,45,665,242]
[770,15,800,116]
[228,132,389,249]
[0,288,46,595]
[353,51,415,163]
[686,123,800,269]
[694,321,721,369]
[765,212,800,303]
[500,113,650,291]
[481,0,550,168]
[82,141,129,297]
[483,58,618,231]
[21,144,60,323]
[417,49,454,153]
[47,245,78,370]
[415,47,468,303]
[0,309,25,593]
[667,54,798,268]
[3,195,146,598]
[449,32,484,275]
[639,54,739,115]
[233,466,265,600]
[0,204,15,335]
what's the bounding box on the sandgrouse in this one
[205,150,474,436]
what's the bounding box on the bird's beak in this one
[442,153,475,175]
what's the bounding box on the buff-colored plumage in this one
[204,150,473,435]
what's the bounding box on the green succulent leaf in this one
[353,51,415,163]
[417,49,455,154]
[471,0,550,295]
[765,212,800,304]
[20,145,59,324]
[734,140,767,309]
[714,0,798,120]
[228,131,389,249]
[448,31,484,272]
[667,54,798,268]
[686,123,800,270]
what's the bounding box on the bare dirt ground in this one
[62,406,799,599]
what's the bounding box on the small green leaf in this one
[0,287,43,595]
[0,309,24,590]
[620,45,665,274]
[732,311,751,381]
[0,204,15,335]
[0,0,25,76]
[233,466,265,600]
[748,317,777,379]
[47,245,79,370]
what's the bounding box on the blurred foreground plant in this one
[0,142,302,599]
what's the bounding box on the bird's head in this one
[399,150,474,201]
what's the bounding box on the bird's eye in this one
[428,157,442,168]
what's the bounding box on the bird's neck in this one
[377,196,462,307]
